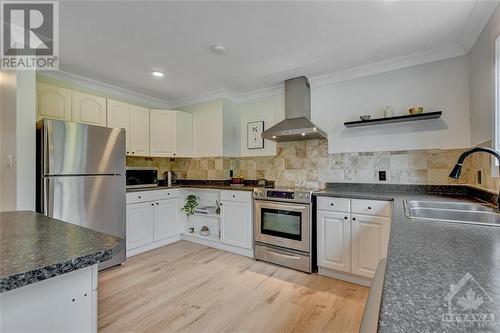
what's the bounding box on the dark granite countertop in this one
[126,185,255,192]
[315,184,500,332]
[0,211,122,293]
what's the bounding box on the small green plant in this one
[181,195,198,220]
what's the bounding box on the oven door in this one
[255,200,310,253]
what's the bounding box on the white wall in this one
[469,5,500,145]
[16,71,36,210]
[311,55,471,153]
[239,94,285,157]
[0,70,36,212]
[0,70,17,211]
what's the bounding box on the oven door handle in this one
[262,248,302,260]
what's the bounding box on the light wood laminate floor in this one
[99,241,369,333]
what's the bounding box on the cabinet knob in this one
[368,206,372,210]
[156,202,159,205]
[138,196,142,199]
[232,195,236,198]
[330,203,334,206]
[126,151,130,154]
[132,152,135,154]
[151,203,154,206]
[344,216,348,220]
[173,153,176,156]
[167,193,170,195]
[352,217,357,221]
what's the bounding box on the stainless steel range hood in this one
[262,76,327,142]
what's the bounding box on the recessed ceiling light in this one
[212,44,226,54]
[152,71,164,78]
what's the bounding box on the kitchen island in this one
[0,211,122,333]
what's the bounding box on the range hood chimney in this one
[262,76,327,142]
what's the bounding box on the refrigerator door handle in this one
[44,178,54,217]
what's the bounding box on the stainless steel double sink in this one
[404,200,500,227]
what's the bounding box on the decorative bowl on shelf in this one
[409,106,424,115]
[200,226,209,236]
[359,115,371,121]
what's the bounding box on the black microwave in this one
[126,167,158,188]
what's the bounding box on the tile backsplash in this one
[127,139,498,192]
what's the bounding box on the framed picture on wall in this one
[247,121,264,149]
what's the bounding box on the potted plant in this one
[181,194,198,222]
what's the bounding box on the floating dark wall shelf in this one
[344,111,443,128]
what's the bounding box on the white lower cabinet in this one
[126,190,180,257]
[126,202,155,250]
[351,214,390,278]
[0,265,98,333]
[220,200,252,249]
[317,197,391,286]
[154,199,179,241]
[317,211,351,273]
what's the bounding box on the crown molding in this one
[38,70,172,108]
[309,42,467,88]
[458,0,499,51]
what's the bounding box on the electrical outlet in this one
[379,170,386,181]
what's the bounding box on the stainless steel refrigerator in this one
[36,119,126,270]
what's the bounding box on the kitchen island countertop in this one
[0,211,122,293]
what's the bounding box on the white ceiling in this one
[58,1,497,105]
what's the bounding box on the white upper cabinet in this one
[36,83,71,121]
[177,111,193,157]
[71,91,107,127]
[150,109,178,157]
[129,104,150,156]
[107,99,131,153]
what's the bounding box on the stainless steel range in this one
[253,187,317,273]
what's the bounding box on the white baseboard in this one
[126,235,181,258]
[318,267,373,287]
[180,233,254,258]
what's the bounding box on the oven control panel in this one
[266,190,295,199]
[253,188,313,203]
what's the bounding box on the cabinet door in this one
[150,109,178,157]
[129,105,150,156]
[36,82,71,121]
[126,202,154,250]
[154,199,179,241]
[177,111,193,157]
[71,91,107,126]
[351,214,391,278]
[107,99,130,153]
[220,201,252,249]
[317,210,351,273]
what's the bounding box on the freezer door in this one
[44,175,126,269]
[40,119,125,175]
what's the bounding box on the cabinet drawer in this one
[317,197,350,213]
[351,199,391,217]
[126,191,154,204]
[220,190,252,203]
[154,189,180,200]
